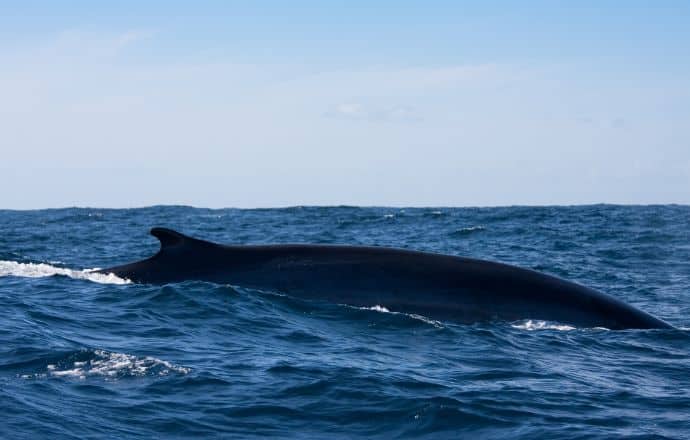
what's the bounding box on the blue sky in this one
[1,1,688,208]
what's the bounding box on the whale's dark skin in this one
[98,227,673,330]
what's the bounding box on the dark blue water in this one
[1,205,689,439]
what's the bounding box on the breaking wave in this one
[511,319,577,331]
[20,349,190,380]
[0,260,129,285]
[450,225,486,236]
[353,304,444,327]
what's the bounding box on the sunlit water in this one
[1,205,689,438]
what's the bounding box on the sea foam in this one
[22,350,190,380]
[511,319,576,331]
[353,304,444,327]
[0,260,130,285]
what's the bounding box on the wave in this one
[511,319,577,331]
[0,260,130,285]
[450,226,486,237]
[353,304,444,328]
[20,349,190,380]
[348,307,603,331]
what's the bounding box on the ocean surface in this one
[1,205,689,439]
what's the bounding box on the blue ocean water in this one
[1,205,689,439]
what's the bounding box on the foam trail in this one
[0,260,130,285]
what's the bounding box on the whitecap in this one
[457,226,485,233]
[511,319,576,331]
[407,313,444,327]
[0,260,130,285]
[33,350,190,380]
[349,304,443,328]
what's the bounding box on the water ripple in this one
[1,205,689,438]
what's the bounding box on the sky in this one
[1,1,689,208]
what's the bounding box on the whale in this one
[98,227,673,330]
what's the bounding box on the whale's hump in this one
[94,227,673,329]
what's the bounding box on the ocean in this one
[1,205,689,439]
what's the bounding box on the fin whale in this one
[98,227,673,330]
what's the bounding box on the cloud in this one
[574,116,628,129]
[113,29,156,50]
[325,103,420,122]
[333,103,364,117]
[27,28,158,60]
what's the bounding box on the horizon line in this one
[2,202,689,212]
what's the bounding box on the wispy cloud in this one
[42,28,157,58]
[325,103,420,122]
[113,29,156,50]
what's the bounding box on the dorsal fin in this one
[150,227,197,250]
